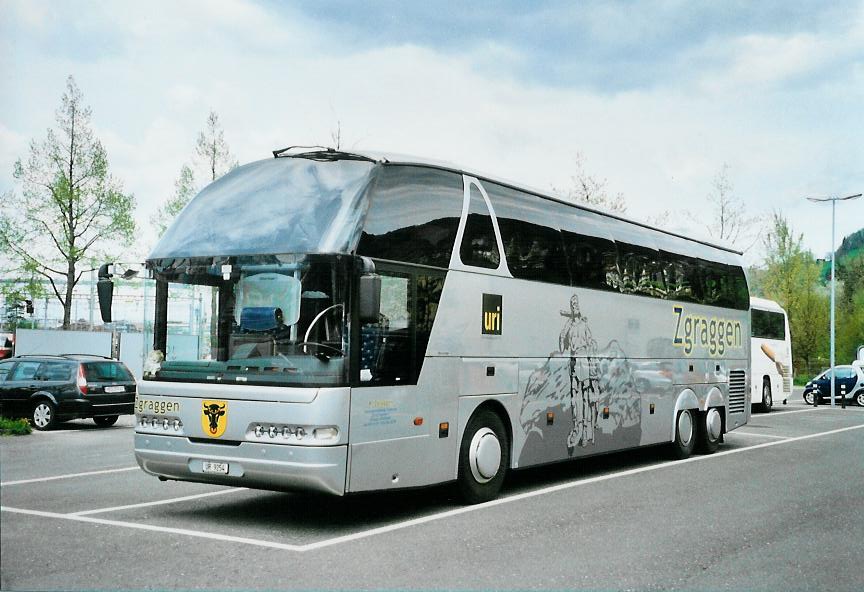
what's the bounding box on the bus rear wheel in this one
[670,409,696,460]
[698,408,722,454]
[457,409,509,504]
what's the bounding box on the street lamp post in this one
[806,193,862,408]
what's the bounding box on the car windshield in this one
[144,253,352,387]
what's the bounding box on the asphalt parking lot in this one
[2,391,863,590]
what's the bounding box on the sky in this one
[1,0,862,266]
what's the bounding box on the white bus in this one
[749,297,792,411]
[100,147,751,503]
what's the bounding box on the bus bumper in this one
[134,433,347,496]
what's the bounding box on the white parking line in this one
[0,467,139,487]
[3,422,863,553]
[299,422,864,552]
[71,487,249,516]
[729,431,792,440]
[0,507,304,552]
[756,408,823,417]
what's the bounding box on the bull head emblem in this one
[201,400,228,437]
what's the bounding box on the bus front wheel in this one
[671,409,696,460]
[457,409,509,504]
[761,379,773,413]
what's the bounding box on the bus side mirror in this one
[97,263,114,323]
[359,275,381,323]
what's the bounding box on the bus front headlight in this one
[313,427,339,441]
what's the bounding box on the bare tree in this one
[330,120,342,150]
[1,76,135,329]
[689,163,761,251]
[553,153,627,214]
[196,110,238,184]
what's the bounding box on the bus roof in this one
[275,146,744,257]
[749,297,787,313]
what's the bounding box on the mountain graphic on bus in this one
[518,294,642,466]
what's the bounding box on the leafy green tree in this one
[151,164,196,236]
[0,76,135,329]
[761,211,829,376]
[836,253,864,363]
[152,110,237,238]
[1,283,42,331]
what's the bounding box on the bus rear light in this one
[77,365,88,395]
[413,417,423,426]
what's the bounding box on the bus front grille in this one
[728,370,747,413]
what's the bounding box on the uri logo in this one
[482,293,502,335]
[201,400,228,438]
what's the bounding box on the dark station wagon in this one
[0,354,137,430]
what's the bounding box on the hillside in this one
[821,227,864,281]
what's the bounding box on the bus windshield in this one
[144,254,352,387]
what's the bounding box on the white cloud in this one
[1,0,861,264]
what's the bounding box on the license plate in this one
[105,385,125,393]
[202,461,229,474]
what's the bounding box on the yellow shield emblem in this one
[201,400,228,438]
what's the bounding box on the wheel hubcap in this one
[764,385,771,405]
[678,411,693,446]
[469,428,502,484]
[706,408,722,441]
[34,404,51,427]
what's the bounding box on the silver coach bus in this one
[101,147,750,503]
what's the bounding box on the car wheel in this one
[803,390,816,406]
[31,400,57,431]
[93,415,119,427]
[457,409,509,504]
[698,408,722,454]
[761,380,773,412]
[671,408,697,460]
[855,391,864,407]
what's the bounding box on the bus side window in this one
[358,166,463,268]
[488,183,568,285]
[460,184,500,269]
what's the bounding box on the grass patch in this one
[0,416,32,436]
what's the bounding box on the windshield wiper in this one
[272,145,379,163]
